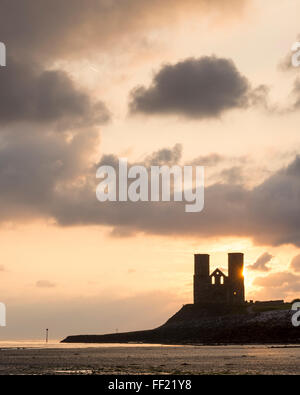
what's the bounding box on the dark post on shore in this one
[46,328,48,344]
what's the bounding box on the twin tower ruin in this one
[193,253,245,305]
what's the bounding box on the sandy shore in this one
[0,344,300,375]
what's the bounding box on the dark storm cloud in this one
[0,127,100,221]
[0,0,250,128]
[92,154,300,247]
[0,0,297,248]
[245,156,300,246]
[0,0,250,62]
[248,252,273,272]
[3,141,300,248]
[0,58,110,127]
[129,56,258,119]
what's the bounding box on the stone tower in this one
[228,252,245,305]
[193,253,245,305]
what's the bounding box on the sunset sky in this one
[1,0,300,340]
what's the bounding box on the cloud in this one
[129,56,253,119]
[254,272,300,291]
[277,36,300,114]
[36,280,56,288]
[3,134,300,248]
[0,58,110,127]
[290,254,300,272]
[189,153,225,166]
[51,152,300,248]
[0,126,100,222]
[0,1,250,62]
[217,166,245,185]
[290,78,300,111]
[248,252,273,272]
[278,34,300,72]
[252,271,300,301]
[278,54,296,73]
[189,154,255,186]
[0,0,250,130]
[144,144,182,166]
[0,265,6,272]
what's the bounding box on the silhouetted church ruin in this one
[194,253,245,305]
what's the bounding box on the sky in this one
[1,0,300,340]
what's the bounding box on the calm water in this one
[0,340,183,349]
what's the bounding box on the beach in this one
[0,343,300,375]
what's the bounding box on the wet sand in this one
[0,344,300,375]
